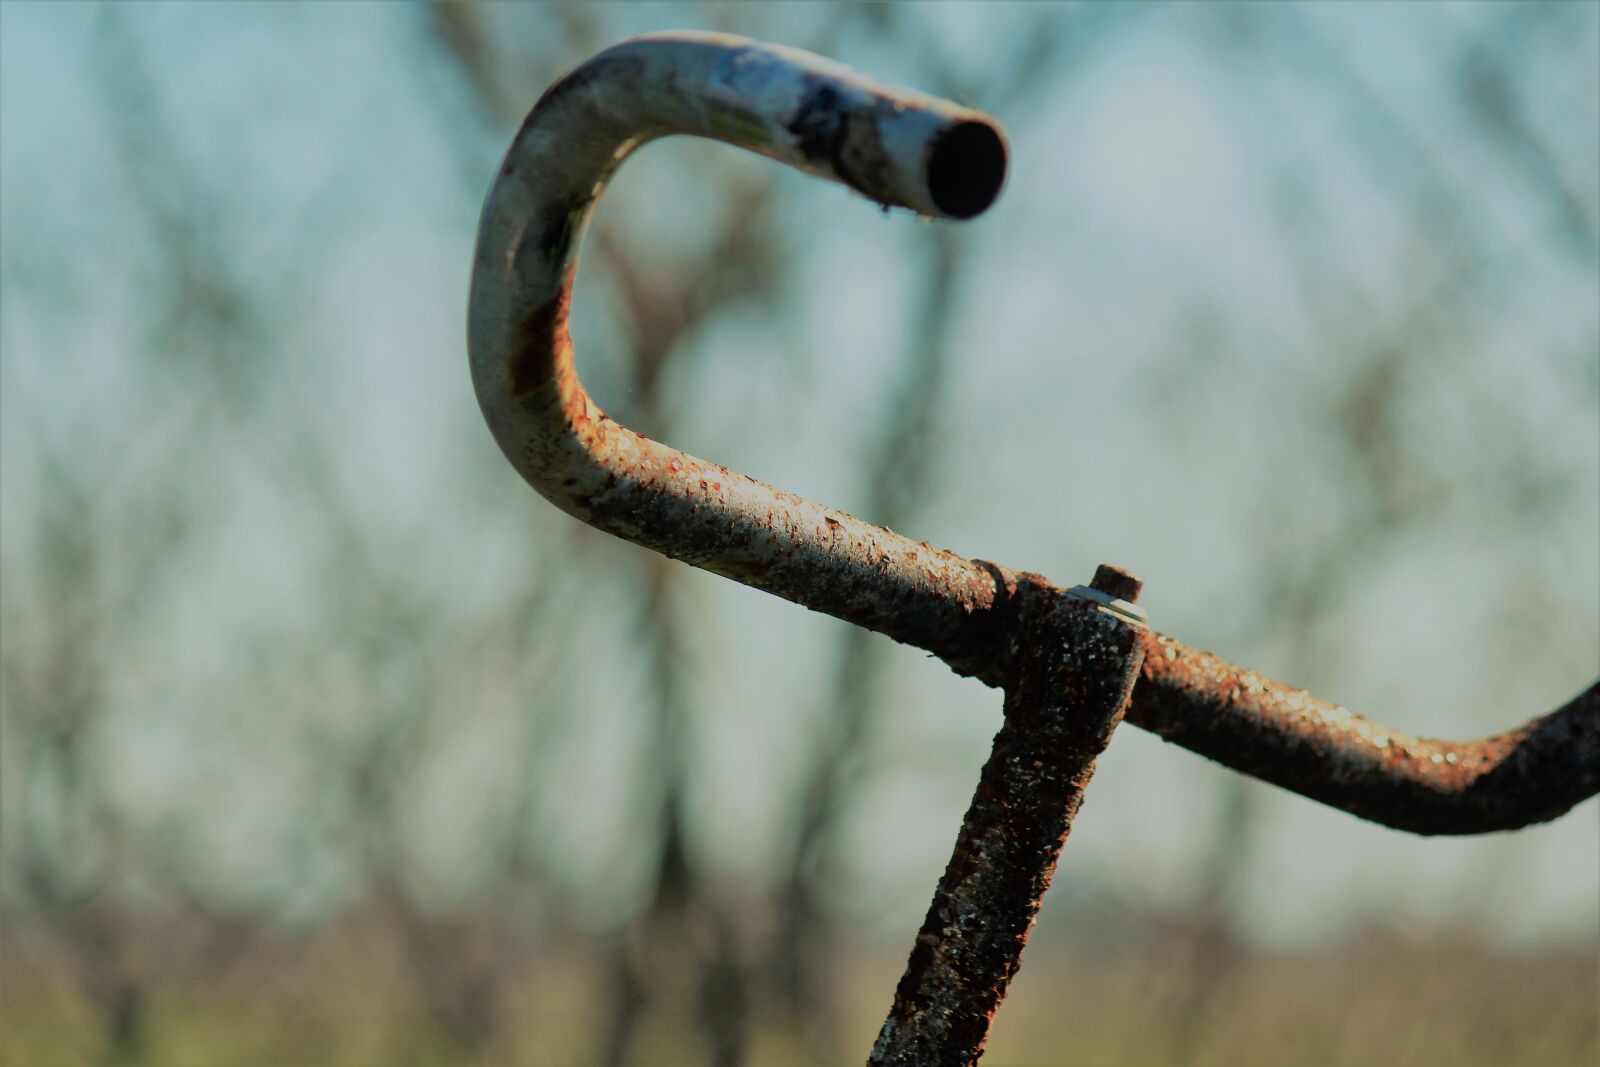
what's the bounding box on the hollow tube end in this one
[693,35,1008,220]
[840,103,1009,221]
[926,119,1008,220]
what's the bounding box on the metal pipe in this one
[1129,635,1600,836]
[469,31,1016,679]
[468,32,1598,837]
[870,570,1147,1067]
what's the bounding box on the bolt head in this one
[1090,564,1142,604]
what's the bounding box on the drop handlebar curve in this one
[467,31,1599,836]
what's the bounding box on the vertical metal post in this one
[869,566,1148,1067]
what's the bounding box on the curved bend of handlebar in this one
[469,30,1016,679]
[468,32,1599,835]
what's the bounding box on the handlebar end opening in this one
[927,120,1008,220]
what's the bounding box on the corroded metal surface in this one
[869,579,1146,1067]
[1129,636,1600,835]
[468,30,1598,836]
[469,31,1014,681]
[468,33,1600,1062]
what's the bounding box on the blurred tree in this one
[427,5,784,1062]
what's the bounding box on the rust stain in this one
[508,285,572,396]
[1130,632,1600,835]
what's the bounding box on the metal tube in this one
[468,31,1015,678]
[1129,635,1600,835]
[469,33,1598,837]
[870,579,1147,1067]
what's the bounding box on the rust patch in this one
[1090,563,1142,602]
[508,285,572,396]
[1129,633,1600,835]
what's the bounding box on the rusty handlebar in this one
[468,31,1598,839]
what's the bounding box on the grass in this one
[2,913,1594,1066]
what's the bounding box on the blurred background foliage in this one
[1,2,1596,1065]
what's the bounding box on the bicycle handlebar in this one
[467,31,1599,836]
[468,31,1015,675]
[1133,636,1598,834]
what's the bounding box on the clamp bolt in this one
[1090,564,1142,604]
[1069,563,1148,627]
